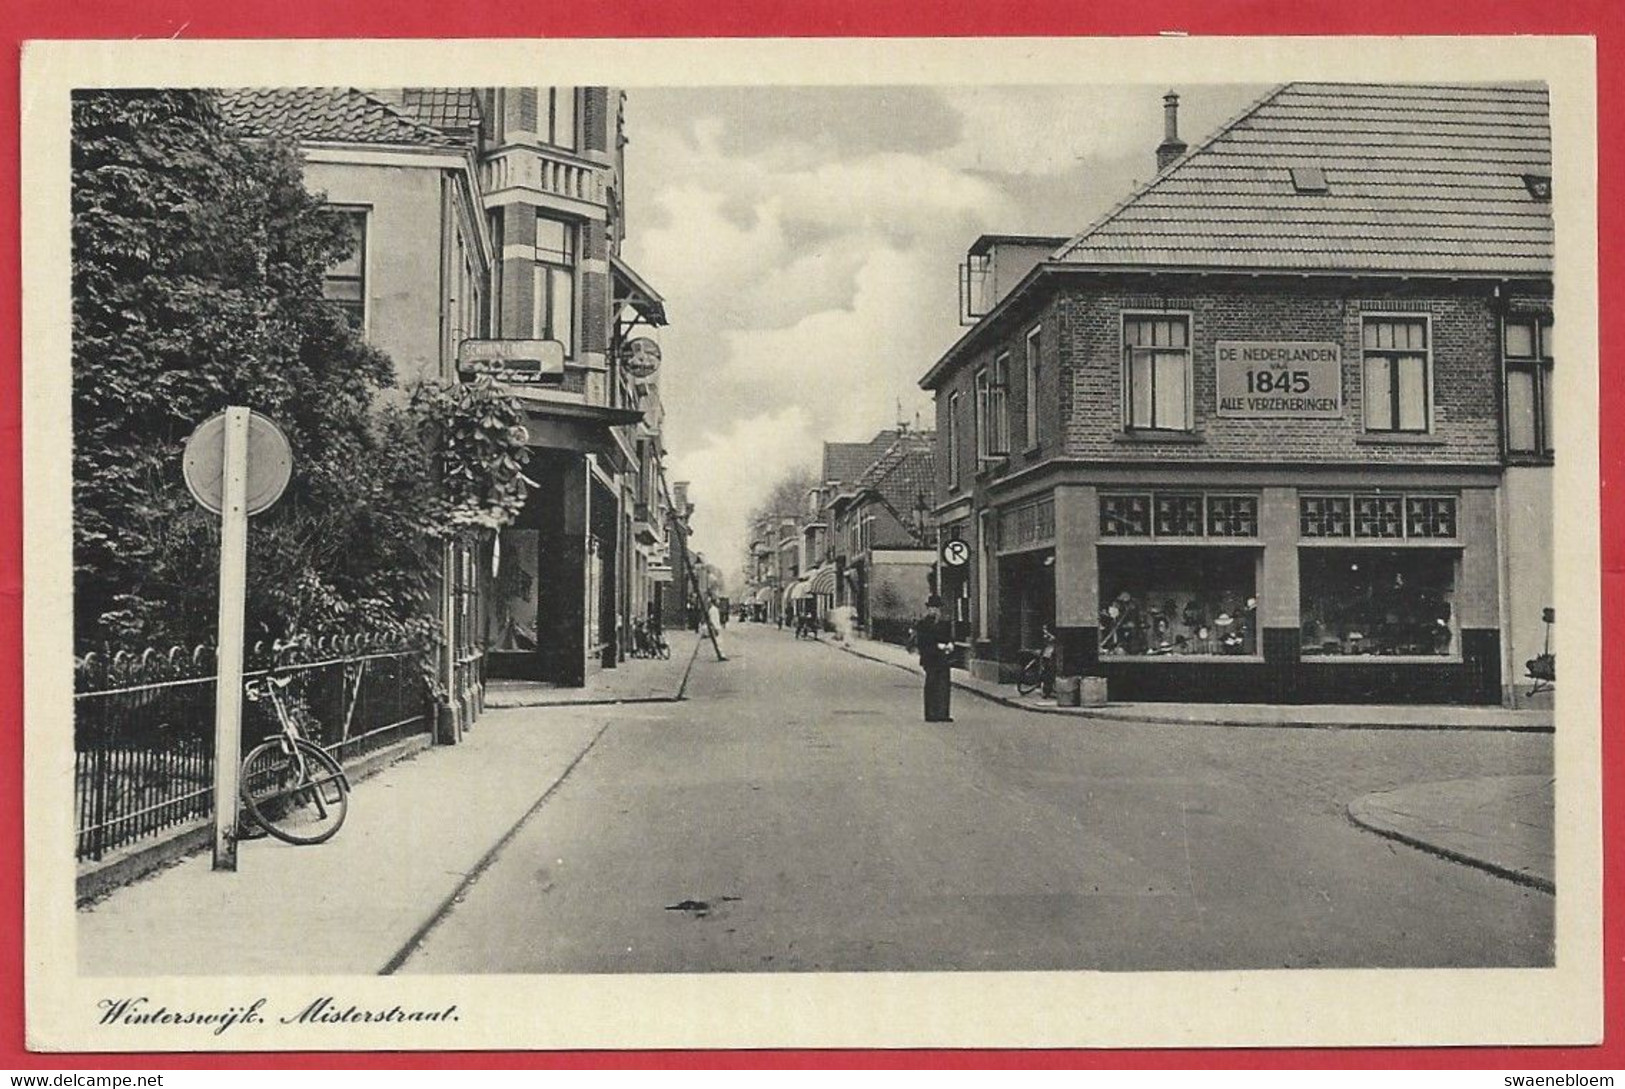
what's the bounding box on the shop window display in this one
[1299,548,1458,657]
[1098,547,1259,656]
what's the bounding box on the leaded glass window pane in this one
[1101,494,1151,537]
[1154,494,1203,537]
[1207,495,1259,537]
[1300,496,1352,538]
[1353,495,1404,539]
[1405,496,1457,538]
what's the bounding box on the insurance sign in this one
[1215,341,1343,419]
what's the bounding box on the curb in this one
[675,631,704,700]
[1346,797,1555,894]
[483,638,705,710]
[824,639,1553,734]
[378,722,611,974]
[76,731,435,907]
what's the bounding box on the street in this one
[396,623,1554,974]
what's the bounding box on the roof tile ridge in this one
[1052,83,1294,262]
[350,87,456,145]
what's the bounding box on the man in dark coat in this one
[915,595,953,723]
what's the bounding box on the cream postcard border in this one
[21,35,1602,1051]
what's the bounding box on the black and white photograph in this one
[22,36,1600,1051]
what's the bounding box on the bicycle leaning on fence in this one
[239,646,351,845]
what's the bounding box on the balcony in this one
[633,502,660,545]
[481,145,606,211]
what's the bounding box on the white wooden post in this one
[211,407,250,871]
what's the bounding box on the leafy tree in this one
[748,465,820,525]
[71,89,527,653]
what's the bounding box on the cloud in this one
[667,407,823,589]
[633,86,964,161]
[621,83,1272,580]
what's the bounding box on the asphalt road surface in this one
[398,623,1554,973]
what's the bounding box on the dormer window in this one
[1290,165,1328,194]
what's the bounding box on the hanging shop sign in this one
[1215,341,1342,419]
[457,339,566,383]
[623,337,662,379]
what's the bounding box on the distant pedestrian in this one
[914,595,953,723]
[706,600,726,659]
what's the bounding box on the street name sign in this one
[1215,340,1343,419]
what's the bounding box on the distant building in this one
[921,84,1552,706]
[827,430,937,644]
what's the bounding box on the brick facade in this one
[927,270,1537,705]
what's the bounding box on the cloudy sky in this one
[620,84,1268,587]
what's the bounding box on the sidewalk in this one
[78,706,612,975]
[827,632,1554,732]
[1348,776,1555,892]
[78,636,707,974]
[485,630,705,708]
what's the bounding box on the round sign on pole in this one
[183,410,294,516]
[941,539,970,567]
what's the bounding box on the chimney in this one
[1156,90,1188,173]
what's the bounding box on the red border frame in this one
[3,0,1618,1070]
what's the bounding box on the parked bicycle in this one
[629,619,672,659]
[1016,625,1057,698]
[239,643,350,845]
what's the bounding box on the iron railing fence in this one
[74,638,433,863]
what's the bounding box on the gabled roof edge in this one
[1051,83,1293,263]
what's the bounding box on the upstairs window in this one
[1362,316,1430,433]
[1024,326,1042,451]
[976,354,1010,460]
[1123,314,1192,431]
[545,88,578,150]
[323,207,368,332]
[948,392,963,491]
[1504,315,1554,458]
[532,217,576,353]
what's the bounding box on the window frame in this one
[1360,313,1434,435]
[545,87,579,150]
[1121,310,1195,433]
[322,205,371,336]
[1024,325,1042,453]
[531,215,578,355]
[979,351,1011,460]
[947,391,963,492]
[1502,314,1554,460]
[1297,491,1461,544]
[1098,490,1261,541]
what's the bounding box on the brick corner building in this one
[920,83,1553,706]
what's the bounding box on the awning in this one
[611,254,668,326]
[809,566,837,595]
[753,587,774,605]
[784,579,812,607]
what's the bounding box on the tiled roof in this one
[854,430,936,526]
[1054,83,1553,276]
[396,88,484,134]
[823,431,899,490]
[218,87,460,148]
